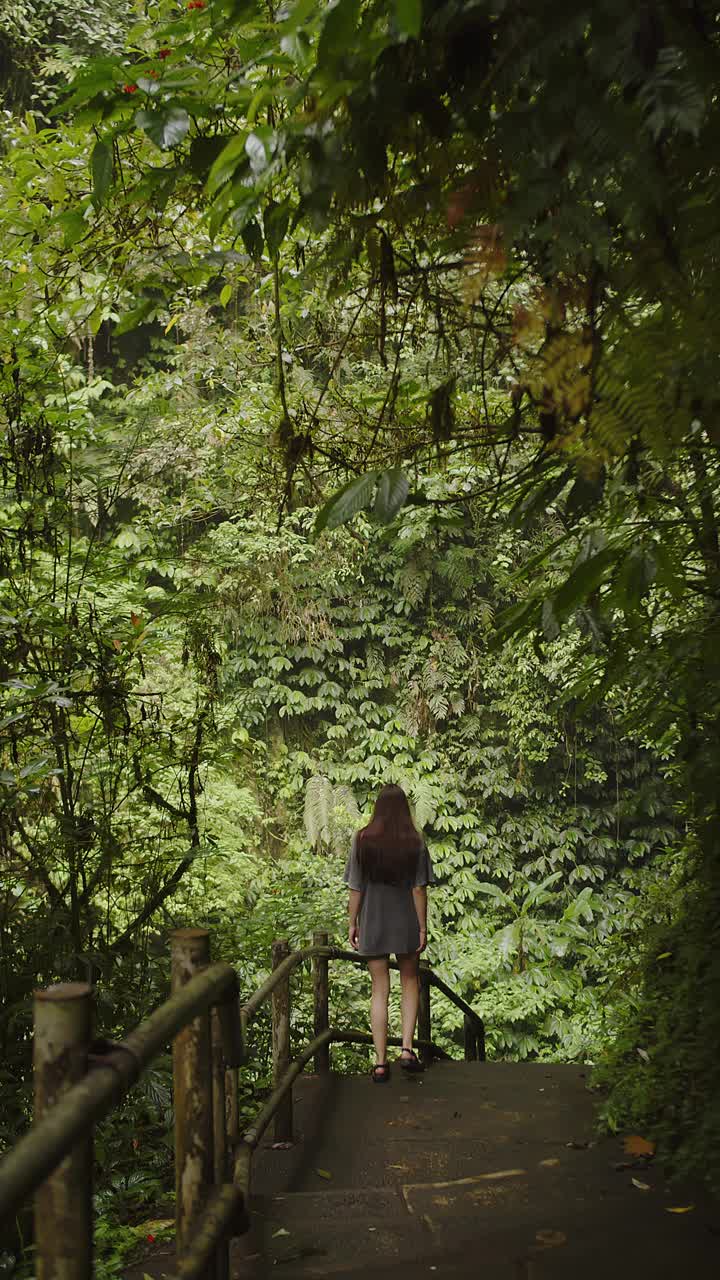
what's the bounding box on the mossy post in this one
[271,939,292,1142]
[33,982,93,1280]
[418,968,432,1066]
[171,928,214,1275]
[312,931,330,1073]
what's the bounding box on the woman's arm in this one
[348,889,363,949]
[412,885,427,953]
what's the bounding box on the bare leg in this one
[397,952,420,1057]
[367,957,390,1064]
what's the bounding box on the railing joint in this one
[86,1038,142,1085]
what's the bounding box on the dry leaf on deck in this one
[315,1167,332,1180]
[631,1177,651,1191]
[623,1135,655,1157]
[535,1230,567,1247]
[666,1205,695,1214]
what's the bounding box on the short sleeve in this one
[413,844,436,887]
[343,833,364,891]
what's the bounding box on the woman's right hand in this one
[417,927,427,954]
[349,923,359,950]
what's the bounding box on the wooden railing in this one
[0,928,485,1280]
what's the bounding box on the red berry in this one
[159,47,171,58]
[146,1235,156,1244]
[123,84,137,94]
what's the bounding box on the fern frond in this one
[304,774,360,854]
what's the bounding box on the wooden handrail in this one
[0,931,486,1280]
[327,947,486,1045]
[242,1026,451,1151]
[0,961,238,1220]
[239,945,486,1055]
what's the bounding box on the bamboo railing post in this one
[312,932,330,1073]
[271,939,292,1142]
[33,982,93,1280]
[211,1011,228,1183]
[171,929,214,1277]
[418,967,432,1066]
[211,1010,229,1280]
[225,1066,239,1150]
[463,1013,477,1061]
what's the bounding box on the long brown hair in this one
[356,784,423,885]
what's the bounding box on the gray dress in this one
[343,835,436,957]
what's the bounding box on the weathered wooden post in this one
[225,1065,239,1153]
[211,1010,229,1280]
[418,967,432,1066]
[34,982,93,1280]
[271,939,292,1142]
[312,931,330,1073]
[171,928,214,1275]
[463,1013,478,1061]
[211,1010,228,1183]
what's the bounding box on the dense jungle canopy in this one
[2,0,720,1266]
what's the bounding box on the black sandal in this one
[399,1047,424,1073]
[372,1063,390,1083]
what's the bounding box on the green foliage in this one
[1,5,720,1263]
[303,775,359,856]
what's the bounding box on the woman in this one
[343,784,435,1082]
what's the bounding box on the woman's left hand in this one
[417,927,427,953]
[349,923,359,950]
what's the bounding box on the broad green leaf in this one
[510,466,572,529]
[475,882,515,911]
[282,0,318,33]
[541,597,560,641]
[553,548,617,617]
[508,529,573,583]
[222,0,262,19]
[495,920,522,962]
[229,190,260,232]
[206,134,247,194]
[315,472,379,533]
[245,127,273,175]
[565,466,606,519]
[241,219,264,260]
[490,598,540,649]
[91,139,113,206]
[219,283,233,307]
[318,0,361,66]
[57,56,125,113]
[373,468,409,522]
[135,107,190,150]
[654,541,684,598]
[617,547,657,615]
[114,299,155,335]
[264,198,291,258]
[56,211,88,249]
[395,0,423,39]
[525,871,562,909]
